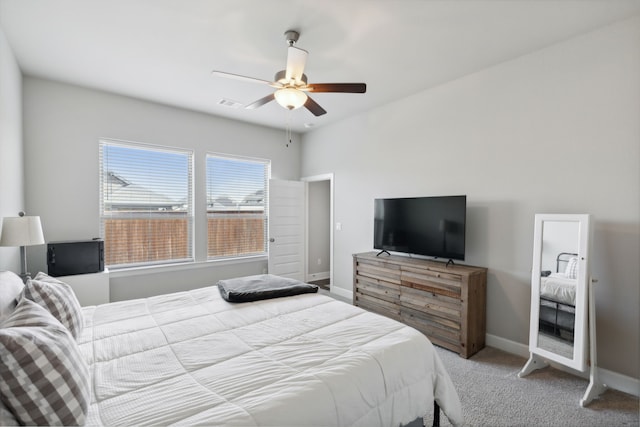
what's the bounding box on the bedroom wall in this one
[0,25,24,272]
[22,78,302,301]
[301,16,640,380]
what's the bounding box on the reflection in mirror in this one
[537,221,579,359]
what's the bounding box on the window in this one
[99,140,193,268]
[206,153,270,259]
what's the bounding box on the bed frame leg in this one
[432,401,440,427]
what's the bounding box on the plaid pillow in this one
[565,257,579,279]
[0,297,90,426]
[23,272,84,339]
[0,400,18,426]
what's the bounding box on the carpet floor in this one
[426,346,639,426]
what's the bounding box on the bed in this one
[0,272,462,427]
[539,252,578,341]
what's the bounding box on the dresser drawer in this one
[401,307,461,347]
[355,259,401,284]
[355,276,400,303]
[401,268,461,298]
[400,285,461,323]
[355,292,401,320]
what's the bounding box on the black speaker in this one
[47,239,104,277]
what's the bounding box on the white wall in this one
[22,78,302,301]
[301,17,640,379]
[0,26,24,272]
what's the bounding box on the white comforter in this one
[77,286,462,426]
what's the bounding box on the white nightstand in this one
[55,269,110,306]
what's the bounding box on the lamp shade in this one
[0,216,45,247]
[274,88,308,110]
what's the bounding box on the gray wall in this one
[300,17,640,379]
[22,78,302,301]
[0,26,24,272]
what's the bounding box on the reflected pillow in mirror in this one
[565,257,579,279]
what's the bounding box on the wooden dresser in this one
[353,252,487,358]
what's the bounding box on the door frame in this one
[300,173,334,292]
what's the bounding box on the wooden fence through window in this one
[104,213,265,266]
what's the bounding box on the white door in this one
[268,179,305,281]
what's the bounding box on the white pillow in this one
[565,257,579,279]
[0,271,24,322]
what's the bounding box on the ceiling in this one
[1,0,639,133]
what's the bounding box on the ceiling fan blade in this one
[285,46,308,84]
[307,83,367,93]
[211,70,279,87]
[245,93,275,109]
[304,95,327,116]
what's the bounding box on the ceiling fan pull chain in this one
[286,110,293,147]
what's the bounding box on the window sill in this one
[108,255,268,278]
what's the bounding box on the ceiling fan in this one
[211,30,366,116]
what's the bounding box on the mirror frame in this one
[528,213,591,372]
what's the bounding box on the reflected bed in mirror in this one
[538,252,578,358]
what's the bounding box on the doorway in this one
[301,174,333,292]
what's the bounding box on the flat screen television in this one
[373,195,466,261]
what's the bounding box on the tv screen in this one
[373,195,466,260]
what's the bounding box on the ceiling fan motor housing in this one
[274,70,307,86]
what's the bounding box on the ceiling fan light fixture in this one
[274,87,307,110]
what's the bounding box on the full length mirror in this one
[527,214,590,372]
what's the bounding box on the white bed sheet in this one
[77,286,462,426]
[540,273,576,306]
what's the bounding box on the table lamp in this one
[0,212,45,282]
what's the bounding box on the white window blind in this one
[206,153,270,259]
[99,139,194,268]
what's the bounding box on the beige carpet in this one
[426,346,639,426]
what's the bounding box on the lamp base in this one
[19,245,32,283]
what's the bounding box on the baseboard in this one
[306,271,330,282]
[485,334,530,358]
[486,334,640,398]
[330,286,353,301]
